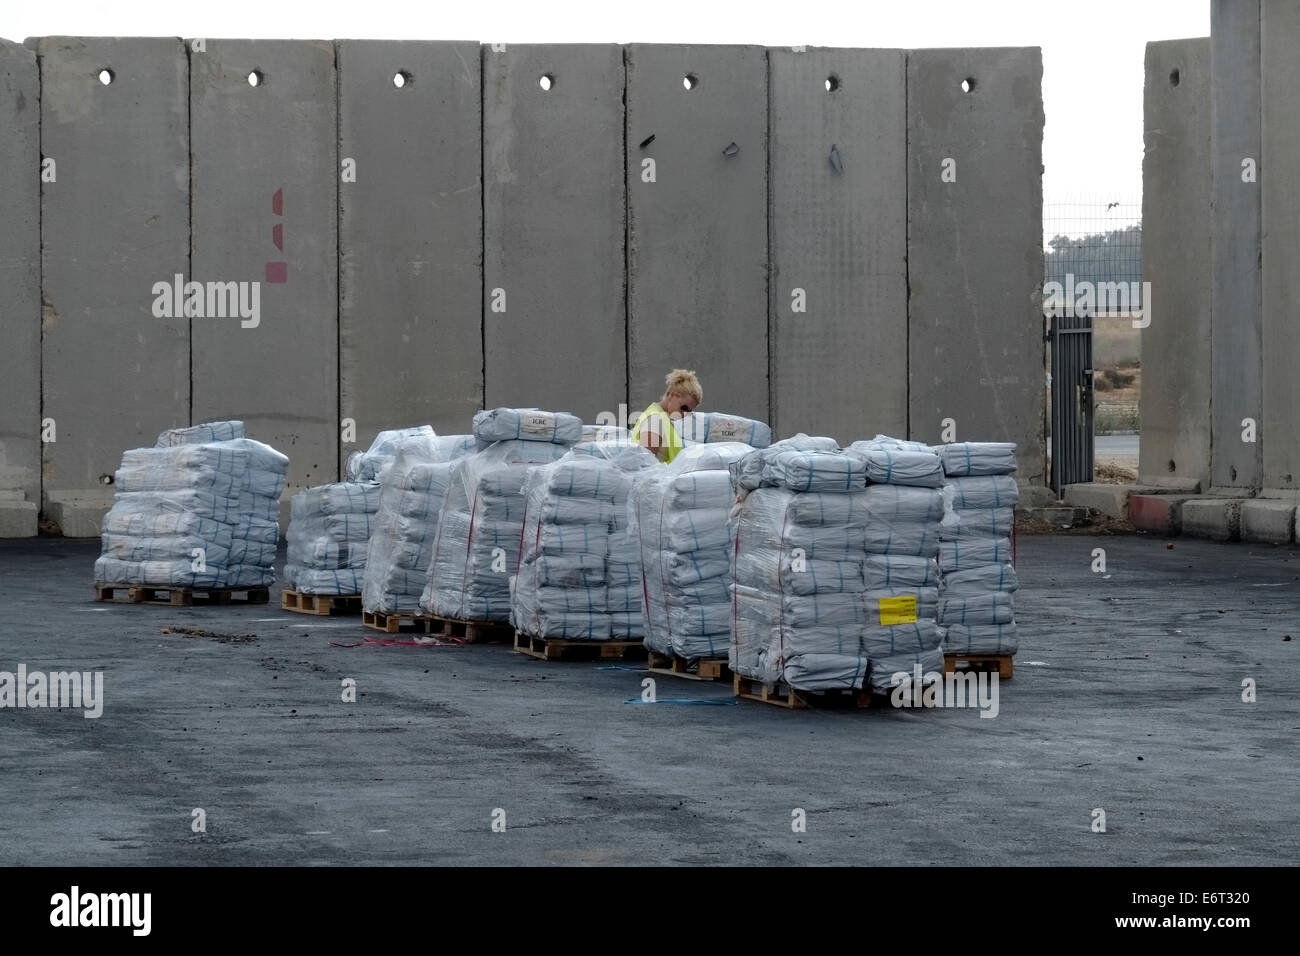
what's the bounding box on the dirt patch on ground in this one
[1016,511,1135,536]
[1094,462,1137,484]
[161,626,258,644]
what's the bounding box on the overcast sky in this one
[5,0,1210,235]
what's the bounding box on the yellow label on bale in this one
[879,595,918,626]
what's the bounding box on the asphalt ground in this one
[0,533,1296,865]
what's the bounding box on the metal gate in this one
[1049,314,1093,492]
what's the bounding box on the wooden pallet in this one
[362,610,432,634]
[280,590,362,616]
[428,615,513,644]
[514,631,648,662]
[646,650,729,682]
[944,653,1014,679]
[733,674,877,710]
[94,582,270,607]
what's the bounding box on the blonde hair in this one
[664,368,702,405]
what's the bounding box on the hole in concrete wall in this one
[248,70,264,88]
[98,69,114,86]
[393,70,412,89]
[825,74,840,92]
[99,474,114,485]
[683,73,698,91]
[1168,459,1176,473]
[961,77,976,94]
[1169,68,1180,87]
[1230,465,1238,482]
[539,73,554,92]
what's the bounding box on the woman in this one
[630,369,702,464]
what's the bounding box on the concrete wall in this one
[1139,39,1212,488]
[191,40,338,502]
[907,48,1046,482]
[0,40,40,534]
[1260,2,1300,494]
[38,37,190,523]
[769,48,907,444]
[483,44,625,423]
[626,44,770,422]
[338,40,482,456]
[1,37,1048,534]
[1210,0,1262,492]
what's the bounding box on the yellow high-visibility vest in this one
[630,402,683,464]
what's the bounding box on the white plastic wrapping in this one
[859,469,945,692]
[362,433,474,614]
[631,444,752,660]
[937,442,1018,477]
[845,441,945,488]
[942,621,1018,655]
[863,485,944,559]
[94,427,288,589]
[730,483,871,691]
[732,435,841,492]
[943,475,1020,510]
[422,438,574,621]
[345,425,438,482]
[511,457,627,638]
[941,506,1015,540]
[284,481,382,594]
[938,470,1019,654]
[472,407,584,447]
[938,537,1013,572]
[156,420,245,447]
[678,411,773,448]
[761,450,866,493]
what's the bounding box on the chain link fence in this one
[1044,197,1143,444]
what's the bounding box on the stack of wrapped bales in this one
[730,438,872,690]
[362,431,475,615]
[844,436,946,692]
[631,442,753,660]
[95,421,288,589]
[422,409,581,622]
[510,442,656,640]
[567,441,658,637]
[936,443,1020,658]
[511,457,617,639]
[284,427,432,595]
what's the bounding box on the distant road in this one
[1095,434,1138,473]
[1096,434,1139,459]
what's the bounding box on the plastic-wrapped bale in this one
[678,411,772,449]
[939,473,1020,656]
[472,407,584,449]
[936,442,1018,477]
[362,434,473,615]
[424,438,573,622]
[730,446,871,691]
[284,482,382,594]
[510,457,623,639]
[846,438,944,488]
[345,425,438,482]
[730,434,838,494]
[94,427,288,589]
[224,438,290,587]
[290,427,439,596]
[569,441,658,636]
[631,442,752,660]
[155,420,245,447]
[859,442,946,692]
